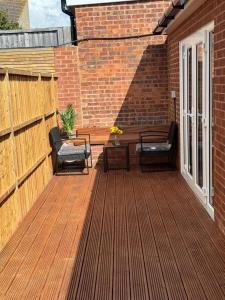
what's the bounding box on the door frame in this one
[179,22,214,219]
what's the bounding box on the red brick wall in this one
[54,46,82,128]
[74,0,171,128]
[167,0,225,233]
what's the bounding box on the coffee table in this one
[103,143,130,172]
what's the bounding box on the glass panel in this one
[196,43,203,189]
[188,116,193,175]
[209,31,214,206]
[182,47,186,167]
[187,48,193,176]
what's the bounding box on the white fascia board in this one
[66,0,137,7]
[165,0,208,34]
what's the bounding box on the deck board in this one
[159,173,225,300]
[132,172,168,300]
[1,169,225,299]
[113,171,130,300]
[148,175,206,300]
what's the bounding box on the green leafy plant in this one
[0,11,20,30]
[60,104,76,136]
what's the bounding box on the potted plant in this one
[60,104,77,137]
[110,126,123,145]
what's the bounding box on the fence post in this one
[4,71,18,188]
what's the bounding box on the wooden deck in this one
[1,168,225,299]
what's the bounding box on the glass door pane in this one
[187,47,193,176]
[181,23,214,219]
[196,43,204,189]
[209,31,214,206]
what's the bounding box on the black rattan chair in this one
[136,121,178,172]
[50,127,92,175]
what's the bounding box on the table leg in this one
[127,146,130,171]
[103,148,108,172]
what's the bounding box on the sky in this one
[29,0,70,28]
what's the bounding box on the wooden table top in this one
[77,125,169,145]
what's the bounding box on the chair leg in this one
[55,159,59,175]
[89,151,93,168]
[85,158,89,175]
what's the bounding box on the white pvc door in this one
[180,23,214,219]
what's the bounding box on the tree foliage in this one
[0,10,20,30]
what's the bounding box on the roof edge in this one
[66,0,137,7]
[165,0,208,34]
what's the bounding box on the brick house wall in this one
[0,0,29,29]
[55,0,171,129]
[54,47,82,128]
[167,0,225,234]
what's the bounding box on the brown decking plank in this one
[0,176,66,295]
[94,171,115,300]
[75,171,108,300]
[166,175,225,287]
[65,169,102,300]
[39,224,79,300]
[132,172,168,300]
[161,173,225,300]
[222,285,225,295]
[19,175,78,300]
[175,174,225,260]
[58,169,98,300]
[40,172,93,300]
[148,174,206,300]
[4,176,74,298]
[112,171,130,300]
[71,171,108,300]
[125,171,149,300]
[2,169,225,299]
[0,176,58,270]
[143,173,188,300]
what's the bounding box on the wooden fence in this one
[0,48,55,73]
[0,68,58,250]
[0,27,71,49]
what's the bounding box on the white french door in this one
[180,23,214,219]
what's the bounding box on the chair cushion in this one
[58,143,91,161]
[136,142,172,153]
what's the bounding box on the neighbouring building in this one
[0,0,30,29]
[57,0,225,235]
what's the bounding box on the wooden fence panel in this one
[45,114,57,153]
[10,75,41,127]
[42,78,54,115]
[0,48,55,74]
[0,68,58,250]
[0,135,15,197]
[0,75,11,132]
[0,27,71,49]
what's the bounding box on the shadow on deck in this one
[1,168,225,299]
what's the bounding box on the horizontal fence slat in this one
[0,111,57,138]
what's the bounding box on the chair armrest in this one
[140,136,167,144]
[139,131,168,142]
[54,137,87,146]
[76,132,91,144]
[63,137,87,145]
[140,130,168,136]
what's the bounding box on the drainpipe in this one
[61,0,77,46]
